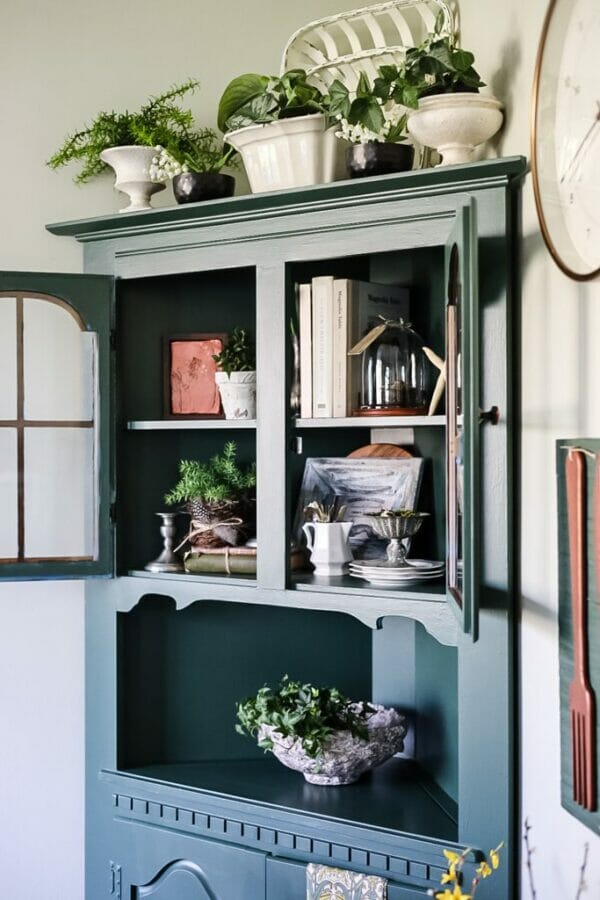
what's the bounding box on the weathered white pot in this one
[407,93,503,167]
[99,146,165,213]
[215,371,256,419]
[258,704,407,785]
[225,114,342,193]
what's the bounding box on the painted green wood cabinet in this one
[3,157,525,899]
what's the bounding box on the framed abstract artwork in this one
[163,333,226,419]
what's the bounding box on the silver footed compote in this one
[366,510,429,567]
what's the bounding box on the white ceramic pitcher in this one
[302,521,353,576]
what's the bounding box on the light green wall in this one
[2,1,600,898]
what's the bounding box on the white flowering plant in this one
[328,72,408,145]
[148,130,237,183]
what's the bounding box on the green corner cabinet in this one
[2,157,526,899]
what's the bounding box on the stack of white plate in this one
[349,558,445,587]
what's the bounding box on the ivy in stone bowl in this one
[236,675,375,758]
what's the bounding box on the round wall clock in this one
[531,0,600,280]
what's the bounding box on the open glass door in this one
[0,272,114,578]
[445,203,479,639]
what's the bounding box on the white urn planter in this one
[215,371,256,419]
[99,146,165,213]
[224,113,342,193]
[407,93,503,167]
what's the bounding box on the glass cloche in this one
[355,318,431,415]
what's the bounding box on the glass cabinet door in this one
[445,204,479,638]
[0,273,113,578]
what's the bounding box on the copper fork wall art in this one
[558,441,600,830]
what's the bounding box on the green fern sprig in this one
[164,442,256,506]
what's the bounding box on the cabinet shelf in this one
[295,415,445,429]
[108,757,457,841]
[119,573,457,643]
[127,419,256,430]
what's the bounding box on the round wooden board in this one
[347,443,412,459]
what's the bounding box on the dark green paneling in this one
[117,429,256,573]
[0,271,114,579]
[118,599,371,768]
[415,623,458,802]
[118,269,255,421]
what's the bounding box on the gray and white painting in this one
[294,457,424,560]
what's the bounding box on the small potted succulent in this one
[236,675,407,786]
[165,441,256,549]
[217,69,340,193]
[329,72,414,178]
[212,328,256,420]
[375,20,502,166]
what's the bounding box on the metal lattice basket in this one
[281,0,456,92]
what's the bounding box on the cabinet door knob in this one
[479,405,500,425]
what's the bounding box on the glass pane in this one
[0,429,18,559]
[24,427,96,559]
[23,298,94,421]
[0,297,17,420]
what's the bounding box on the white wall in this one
[2,1,599,897]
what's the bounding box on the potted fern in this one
[165,441,256,548]
[212,328,256,420]
[47,79,236,211]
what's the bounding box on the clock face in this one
[532,0,600,279]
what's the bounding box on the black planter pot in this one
[172,172,235,204]
[346,142,414,178]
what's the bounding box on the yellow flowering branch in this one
[430,843,503,900]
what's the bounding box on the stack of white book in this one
[297,277,409,418]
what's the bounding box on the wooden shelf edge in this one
[127,419,257,430]
[295,415,445,429]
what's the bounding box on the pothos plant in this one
[236,676,375,758]
[218,69,330,133]
[212,328,255,376]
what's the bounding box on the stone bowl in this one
[258,703,407,785]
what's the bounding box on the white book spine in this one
[332,279,349,417]
[312,276,334,418]
[298,283,312,419]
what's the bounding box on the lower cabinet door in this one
[114,825,266,900]
[266,857,434,899]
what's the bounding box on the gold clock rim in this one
[530,0,600,282]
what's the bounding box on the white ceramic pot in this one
[215,371,256,419]
[407,93,503,167]
[99,146,165,213]
[302,521,353,576]
[225,114,342,193]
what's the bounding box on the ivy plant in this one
[372,23,485,110]
[164,441,256,505]
[212,328,255,376]
[236,675,375,758]
[218,69,330,133]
